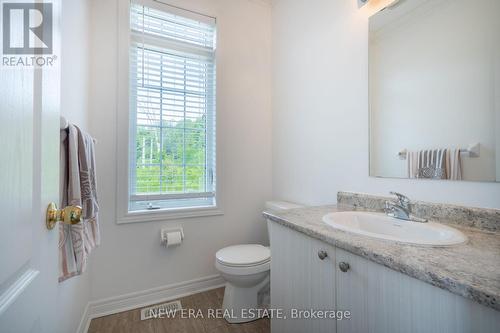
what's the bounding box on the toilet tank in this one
[265,201,303,212]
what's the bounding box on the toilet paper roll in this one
[165,231,182,247]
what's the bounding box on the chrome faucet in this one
[384,192,427,223]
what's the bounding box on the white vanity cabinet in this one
[269,222,337,333]
[336,248,500,333]
[268,221,500,333]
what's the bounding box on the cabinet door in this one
[268,221,337,333]
[336,248,500,333]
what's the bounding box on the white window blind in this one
[129,1,216,212]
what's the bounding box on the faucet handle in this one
[384,201,395,213]
[389,191,411,208]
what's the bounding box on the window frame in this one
[116,0,222,224]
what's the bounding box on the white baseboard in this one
[78,274,225,333]
[76,302,90,333]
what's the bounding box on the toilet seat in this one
[216,244,270,275]
[216,259,270,276]
[216,244,270,266]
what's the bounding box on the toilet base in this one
[222,275,270,323]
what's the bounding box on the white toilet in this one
[215,201,302,323]
[215,244,270,323]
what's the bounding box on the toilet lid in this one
[216,244,270,267]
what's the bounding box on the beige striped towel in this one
[59,124,100,282]
[446,148,462,181]
[416,149,447,179]
[407,151,419,179]
[407,148,463,180]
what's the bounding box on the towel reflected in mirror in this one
[407,149,462,180]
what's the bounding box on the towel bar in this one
[398,143,480,160]
[60,115,97,143]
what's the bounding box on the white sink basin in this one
[322,211,467,246]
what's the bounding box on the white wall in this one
[496,7,500,181]
[88,0,272,300]
[370,0,498,181]
[271,0,500,209]
[58,0,92,332]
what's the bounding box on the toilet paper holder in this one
[160,227,184,247]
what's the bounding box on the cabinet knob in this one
[339,261,350,272]
[318,250,328,260]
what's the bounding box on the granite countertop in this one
[263,205,500,312]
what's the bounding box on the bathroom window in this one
[127,1,217,215]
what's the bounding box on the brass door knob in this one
[46,203,82,230]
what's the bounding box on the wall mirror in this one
[369,0,500,182]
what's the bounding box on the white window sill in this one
[116,206,223,224]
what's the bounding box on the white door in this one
[0,1,61,332]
